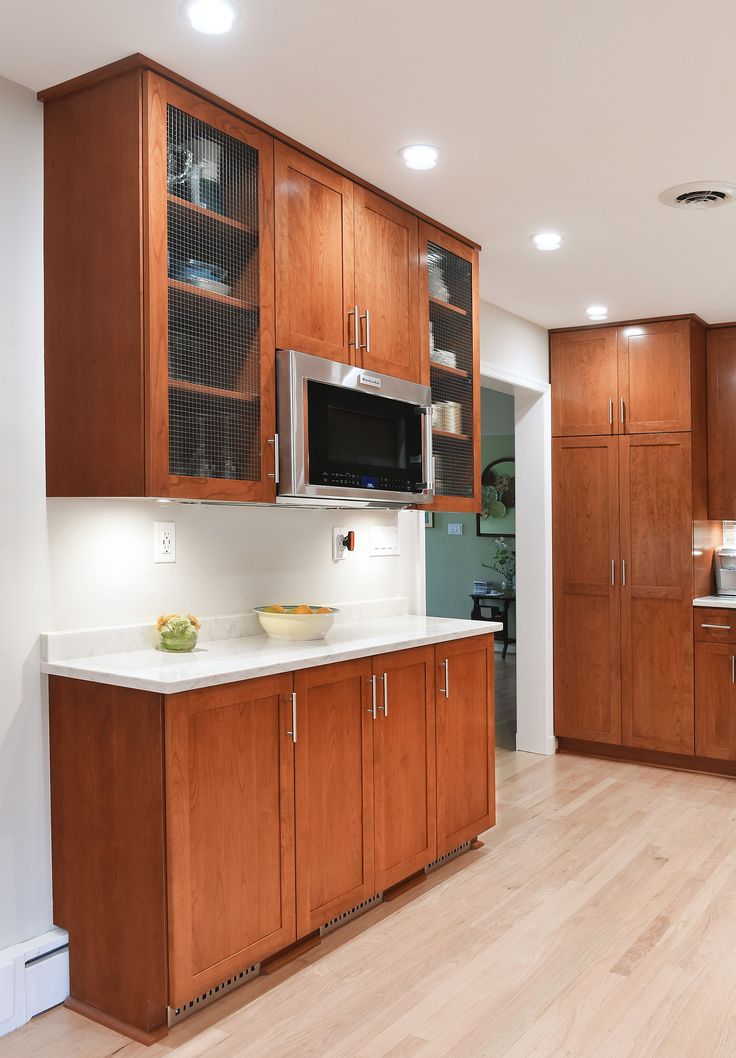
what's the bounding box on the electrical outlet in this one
[448,523,464,536]
[332,526,347,562]
[154,521,176,563]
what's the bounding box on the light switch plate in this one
[154,521,176,563]
[369,524,400,556]
[448,523,464,536]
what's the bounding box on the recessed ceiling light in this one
[586,305,608,321]
[399,144,441,170]
[182,0,239,34]
[531,232,562,252]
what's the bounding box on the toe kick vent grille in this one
[168,962,260,1025]
[321,892,383,935]
[425,840,473,873]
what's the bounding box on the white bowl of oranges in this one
[254,604,339,641]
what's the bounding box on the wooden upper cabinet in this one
[706,326,736,519]
[372,648,436,891]
[551,328,618,437]
[165,675,296,1005]
[553,436,622,744]
[619,433,694,755]
[294,659,375,937]
[435,637,494,855]
[274,144,354,363]
[353,187,421,383]
[695,642,736,761]
[617,320,694,434]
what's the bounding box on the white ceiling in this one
[3,0,736,329]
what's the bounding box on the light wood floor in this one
[7,749,736,1058]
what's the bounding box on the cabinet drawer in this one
[694,608,736,643]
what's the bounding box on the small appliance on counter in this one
[715,548,736,596]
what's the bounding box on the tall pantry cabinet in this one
[551,318,709,758]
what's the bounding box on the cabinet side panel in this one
[49,677,167,1035]
[43,71,145,495]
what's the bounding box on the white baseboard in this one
[0,928,69,1038]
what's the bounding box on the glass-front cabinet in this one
[420,224,481,512]
[145,78,276,501]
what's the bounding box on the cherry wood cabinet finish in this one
[274,144,354,363]
[617,319,695,434]
[619,433,695,754]
[43,70,146,496]
[706,325,736,519]
[557,737,736,778]
[420,223,481,512]
[49,677,168,1044]
[435,636,495,856]
[694,608,736,644]
[144,75,276,502]
[694,642,736,761]
[165,675,296,1006]
[353,187,421,383]
[293,659,375,937]
[551,328,619,437]
[553,437,622,744]
[372,647,437,891]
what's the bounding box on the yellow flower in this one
[156,612,179,631]
[187,613,201,630]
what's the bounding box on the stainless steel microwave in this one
[275,349,434,508]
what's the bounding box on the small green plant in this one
[482,538,516,585]
[156,612,201,652]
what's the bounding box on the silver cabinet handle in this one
[287,692,297,743]
[366,674,377,719]
[267,433,280,483]
[620,397,625,426]
[359,308,371,353]
[702,624,732,630]
[622,558,626,586]
[609,397,614,426]
[349,303,359,351]
[379,672,389,716]
[422,407,434,493]
[440,658,449,698]
[732,656,735,685]
[611,559,616,587]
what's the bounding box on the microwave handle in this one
[422,407,434,493]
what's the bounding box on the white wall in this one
[480,300,549,385]
[0,77,51,955]
[0,74,425,964]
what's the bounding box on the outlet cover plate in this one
[332,526,347,562]
[448,523,464,536]
[154,521,176,563]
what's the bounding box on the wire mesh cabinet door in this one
[144,74,276,501]
[419,225,481,513]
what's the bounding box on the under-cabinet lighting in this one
[182,0,239,34]
[399,144,442,170]
[531,232,563,252]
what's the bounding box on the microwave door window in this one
[327,406,406,469]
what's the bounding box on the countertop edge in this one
[694,596,736,609]
[41,621,502,694]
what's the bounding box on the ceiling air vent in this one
[659,181,736,210]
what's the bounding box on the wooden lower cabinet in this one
[695,642,736,760]
[49,637,494,1042]
[373,647,437,891]
[293,658,376,936]
[435,637,495,855]
[165,676,296,1006]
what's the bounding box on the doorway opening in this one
[425,385,517,748]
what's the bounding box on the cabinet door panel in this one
[275,144,354,363]
[551,328,618,437]
[373,647,436,890]
[706,326,736,519]
[695,642,736,760]
[618,320,691,433]
[354,187,420,382]
[165,675,295,1006]
[435,637,494,856]
[620,434,694,754]
[294,659,375,936]
[553,437,621,743]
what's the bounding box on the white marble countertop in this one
[41,615,501,694]
[694,596,736,609]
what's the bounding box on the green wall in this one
[425,429,515,634]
